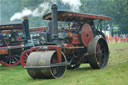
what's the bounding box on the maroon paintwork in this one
[43,11,112,21]
[81,24,93,46]
[0,23,23,30]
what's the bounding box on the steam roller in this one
[24,4,112,79]
[26,50,67,79]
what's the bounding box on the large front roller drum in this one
[26,51,67,79]
[88,36,109,69]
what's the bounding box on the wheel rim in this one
[50,52,66,78]
[20,50,31,66]
[51,58,59,75]
[96,40,108,68]
[88,37,109,69]
[1,55,20,66]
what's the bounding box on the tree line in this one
[0,0,128,34]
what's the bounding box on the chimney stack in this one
[23,17,30,40]
[51,4,58,40]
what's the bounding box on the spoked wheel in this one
[0,55,20,67]
[26,51,67,79]
[20,50,31,66]
[96,43,105,67]
[88,36,109,69]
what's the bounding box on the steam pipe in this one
[23,17,30,40]
[51,4,58,39]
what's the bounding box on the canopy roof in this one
[43,11,112,22]
[0,23,23,30]
[29,27,46,32]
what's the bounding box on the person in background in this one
[126,34,128,42]
[120,34,123,43]
[9,30,18,42]
[0,31,6,46]
[122,34,126,42]
[114,34,118,43]
[109,35,113,43]
[18,36,22,40]
[106,35,109,43]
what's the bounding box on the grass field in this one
[0,43,128,85]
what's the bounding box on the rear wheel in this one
[88,36,109,69]
[0,55,20,67]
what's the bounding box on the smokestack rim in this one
[23,16,29,20]
[51,4,58,10]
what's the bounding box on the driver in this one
[10,30,18,41]
[70,22,80,33]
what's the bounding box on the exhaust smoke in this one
[62,0,81,11]
[10,2,50,21]
[10,0,82,21]
[10,8,32,21]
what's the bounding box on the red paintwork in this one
[81,24,93,46]
[0,44,22,54]
[29,27,46,32]
[72,13,111,20]
[56,47,62,63]
[0,60,20,67]
[0,23,23,30]
[20,45,62,66]
[64,44,72,47]
[0,45,7,47]
[0,44,23,67]
[18,26,46,32]
[0,49,8,54]
[72,34,80,45]
[18,36,22,40]
[20,50,31,66]
[43,11,112,21]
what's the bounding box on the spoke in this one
[23,57,27,60]
[25,53,29,57]
[96,42,104,66]
[6,56,10,64]
[5,56,9,63]
[14,55,18,62]
[7,57,11,64]
[14,57,18,62]
[11,58,16,63]
[52,58,57,64]
[15,55,19,58]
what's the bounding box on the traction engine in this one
[0,17,32,66]
[24,4,112,79]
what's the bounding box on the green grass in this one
[0,43,128,85]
